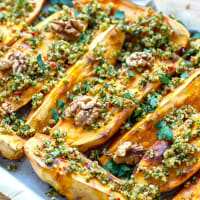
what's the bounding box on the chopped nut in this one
[0,102,14,116]
[0,51,27,74]
[126,52,154,72]
[191,54,200,66]
[50,19,85,42]
[113,141,144,165]
[65,95,102,126]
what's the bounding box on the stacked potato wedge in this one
[26,0,187,152]
[0,10,66,160]
[1,0,200,200]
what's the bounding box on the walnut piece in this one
[113,141,144,165]
[50,19,85,42]
[0,51,27,74]
[0,102,14,116]
[126,52,154,70]
[65,95,102,126]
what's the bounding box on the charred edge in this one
[143,140,171,164]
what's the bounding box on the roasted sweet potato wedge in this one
[0,9,89,160]
[100,69,200,165]
[0,11,66,160]
[77,0,190,47]
[0,132,24,160]
[25,134,126,200]
[134,114,200,192]
[173,176,200,200]
[0,0,46,49]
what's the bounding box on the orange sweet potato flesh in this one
[134,114,200,192]
[26,22,180,152]
[173,177,200,200]
[26,0,187,153]
[25,134,126,200]
[0,0,46,49]
[77,0,190,47]
[100,69,200,165]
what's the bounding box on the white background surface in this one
[0,156,66,200]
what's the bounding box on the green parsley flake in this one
[37,54,46,71]
[114,10,125,19]
[51,109,59,122]
[155,121,173,140]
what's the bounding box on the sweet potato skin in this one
[173,177,200,200]
[0,0,46,49]
[25,134,126,200]
[100,69,200,165]
[134,114,200,192]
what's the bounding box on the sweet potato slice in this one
[0,132,24,160]
[77,0,190,47]
[25,134,126,200]
[173,176,200,200]
[134,114,200,192]
[100,69,200,165]
[0,0,46,49]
